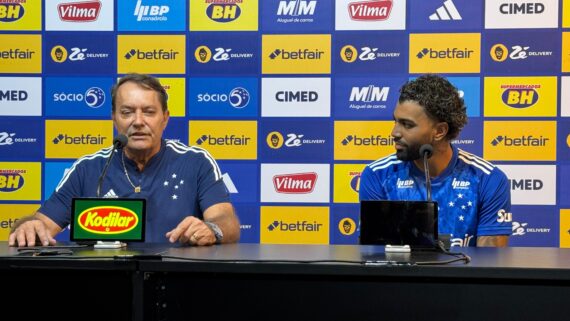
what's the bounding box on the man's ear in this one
[433,122,449,142]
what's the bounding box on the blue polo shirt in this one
[40,140,230,243]
[359,145,511,247]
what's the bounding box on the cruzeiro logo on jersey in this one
[500,84,539,108]
[277,0,316,23]
[490,44,553,62]
[205,0,242,23]
[0,2,25,22]
[197,87,250,109]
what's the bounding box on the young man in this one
[10,73,240,247]
[359,74,511,247]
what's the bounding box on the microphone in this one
[419,144,433,202]
[96,134,128,197]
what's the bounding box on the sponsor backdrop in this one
[0,0,568,247]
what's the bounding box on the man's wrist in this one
[204,221,223,244]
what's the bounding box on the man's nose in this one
[133,110,144,125]
[391,124,401,138]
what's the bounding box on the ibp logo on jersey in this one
[45,120,113,159]
[483,121,556,161]
[484,77,556,117]
[0,163,41,201]
[409,33,480,73]
[118,35,185,74]
[189,121,257,160]
[0,2,25,22]
[348,0,392,21]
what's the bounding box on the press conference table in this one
[1,243,570,321]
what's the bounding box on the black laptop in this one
[359,200,438,249]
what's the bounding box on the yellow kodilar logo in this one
[78,206,138,234]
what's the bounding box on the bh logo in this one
[0,172,24,192]
[501,88,539,108]
[206,1,241,23]
[349,172,361,192]
[0,3,24,22]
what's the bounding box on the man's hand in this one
[9,217,57,247]
[165,216,217,246]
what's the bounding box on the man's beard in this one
[395,141,422,161]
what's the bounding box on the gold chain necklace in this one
[121,150,141,193]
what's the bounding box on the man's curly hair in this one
[398,74,467,140]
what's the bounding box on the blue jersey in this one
[40,140,230,243]
[359,145,511,247]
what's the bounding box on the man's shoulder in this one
[164,140,215,161]
[72,146,114,167]
[365,153,404,175]
[456,148,507,180]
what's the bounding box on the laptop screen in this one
[70,198,146,242]
[359,200,438,248]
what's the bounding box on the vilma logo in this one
[206,0,241,23]
[0,170,25,192]
[195,45,212,63]
[340,45,358,63]
[267,131,284,149]
[338,217,356,235]
[58,0,102,22]
[77,206,138,234]
[51,45,69,63]
[273,172,317,194]
[348,0,392,21]
[0,2,25,22]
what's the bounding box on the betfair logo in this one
[269,48,324,60]
[490,135,549,147]
[195,134,251,146]
[0,3,24,22]
[124,49,179,60]
[52,134,107,145]
[206,2,241,23]
[341,135,394,146]
[0,171,24,192]
[267,220,323,232]
[194,46,212,63]
[416,47,474,59]
[0,48,35,60]
[501,86,539,108]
